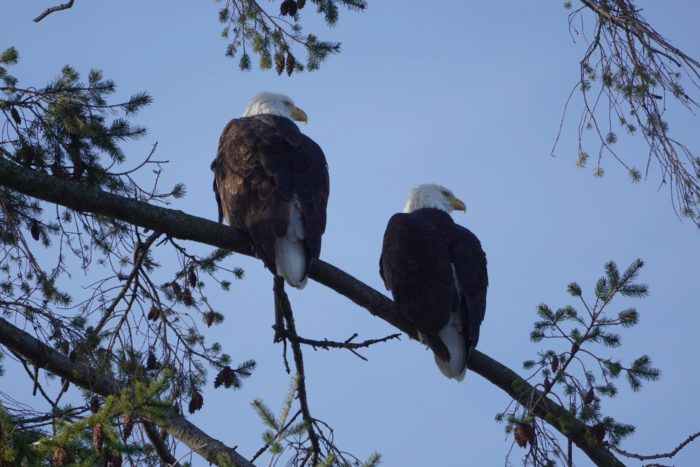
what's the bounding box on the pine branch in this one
[0,313,254,467]
[0,157,624,465]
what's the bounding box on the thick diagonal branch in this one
[0,158,623,465]
[0,314,253,467]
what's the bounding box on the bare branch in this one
[274,277,321,463]
[33,0,75,23]
[608,431,700,461]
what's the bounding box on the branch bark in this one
[0,157,623,465]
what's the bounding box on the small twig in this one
[273,278,321,464]
[33,0,75,22]
[607,431,700,461]
[277,330,401,361]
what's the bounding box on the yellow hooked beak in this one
[451,197,467,212]
[291,106,308,124]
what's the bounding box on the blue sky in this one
[3,1,700,466]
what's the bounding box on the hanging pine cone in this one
[214,366,237,389]
[92,422,105,453]
[286,53,295,76]
[550,355,559,373]
[52,447,72,466]
[147,305,160,321]
[147,350,158,370]
[171,281,182,298]
[122,412,134,441]
[584,387,595,405]
[280,0,290,16]
[187,266,197,287]
[30,219,41,241]
[10,107,21,125]
[204,310,216,327]
[90,397,100,414]
[182,287,194,306]
[296,0,306,9]
[543,377,552,393]
[275,54,285,75]
[287,1,298,16]
[188,391,204,414]
[514,423,535,448]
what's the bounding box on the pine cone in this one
[10,107,21,125]
[93,422,105,453]
[296,0,306,9]
[280,0,290,16]
[275,55,285,75]
[189,391,204,414]
[571,342,580,354]
[187,266,197,287]
[182,287,194,306]
[286,53,295,76]
[543,377,552,393]
[52,447,72,466]
[514,423,535,448]
[171,281,182,298]
[159,429,168,442]
[147,305,160,321]
[147,351,158,370]
[90,397,100,414]
[122,412,134,441]
[30,220,41,241]
[204,311,215,327]
[288,1,298,16]
[584,387,595,405]
[214,366,237,389]
[550,355,559,373]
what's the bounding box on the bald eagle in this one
[379,184,488,380]
[212,92,329,288]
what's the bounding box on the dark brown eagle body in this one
[212,113,329,287]
[380,207,487,380]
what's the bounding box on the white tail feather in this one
[274,198,307,289]
[434,312,467,381]
[274,238,307,288]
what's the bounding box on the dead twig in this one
[33,0,75,22]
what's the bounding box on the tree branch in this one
[33,0,75,23]
[0,157,623,465]
[0,313,254,467]
[607,431,700,461]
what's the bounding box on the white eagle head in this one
[403,184,467,214]
[243,92,308,123]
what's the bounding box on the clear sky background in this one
[3,2,700,466]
